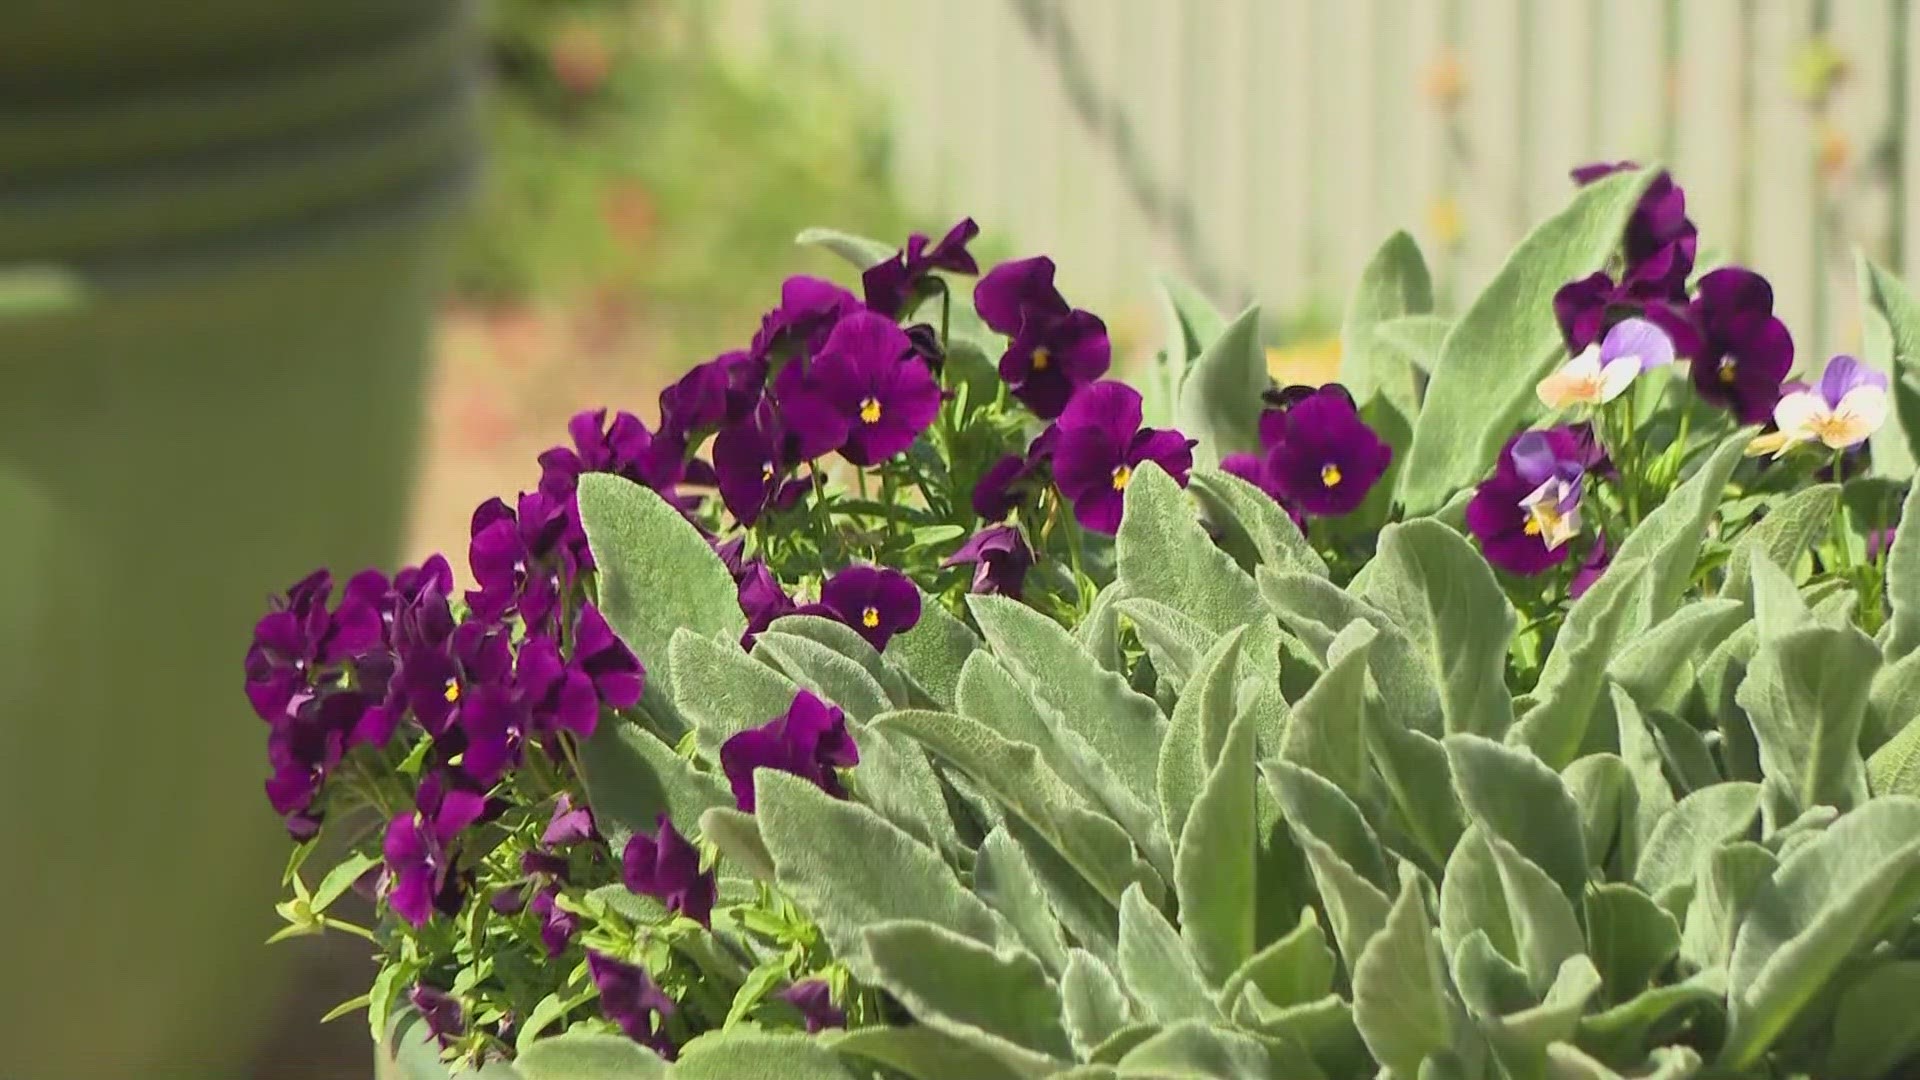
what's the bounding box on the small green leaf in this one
[1187,467,1329,578]
[976,826,1071,976]
[1282,621,1377,795]
[1446,735,1589,907]
[1174,305,1268,469]
[698,807,775,883]
[1610,685,1675,849]
[311,853,379,914]
[1340,231,1434,419]
[318,993,371,1024]
[514,1032,668,1079]
[1352,863,1457,1078]
[1258,568,1442,735]
[1585,883,1680,1004]
[1869,712,1920,796]
[1118,884,1219,1023]
[577,720,731,846]
[668,629,799,755]
[1116,597,1218,691]
[1634,782,1763,900]
[794,226,894,268]
[1440,825,1518,966]
[862,919,1073,1061]
[1295,831,1394,979]
[1735,620,1881,815]
[1606,600,1749,711]
[1513,556,1650,769]
[1867,649,1920,751]
[1176,704,1260,984]
[1853,254,1920,481]
[1219,906,1336,1013]
[1160,628,1247,845]
[1115,1020,1277,1078]
[1265,759,1392,891]
[1678,841,1777,973]
[1885,474,1920,658]
[1368,716,1467,870]
[1062,949,1136,1057]
[1722,484,1843,603]
[764,613,910,707]
[1487,836,1586,997]
[674,1031,858,1080]
[1116,463,1272,644]
[828,1026,1035,1080]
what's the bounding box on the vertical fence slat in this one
[1673,0,1745,263]
[1452,0,1522,298]
[1245,0,1313,314]
[1831,0,1891,350]
[1312,0,1376,306]
[1525,1,1591,223]
[1750,0,1822,361]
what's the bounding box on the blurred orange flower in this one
[1425,53,1465,110]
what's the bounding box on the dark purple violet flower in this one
[719,690,860,812]
[539,408,685,504]
[1869,523,1900,564]
[736,560,796,648]
[750,276,862,364]
[943,524,1034,598]
[973,453,1032,521]
[514,634,598,744]
[622,815,717,927]
[863,218,981,317]
[1466,428,1592,576]
[777,980,846,1034]
[1570,533,1611,599]
[1258,386,1393,517]
[1050,381,1197,534]
[530,884,579,957]
[777,311,941,466]
[466,491,581,632]
[458,680,533,787]
[904,323,945,372]
[263,691,360,838]
[382,773,487,927]
[244,570,384,722]
[712,398,841,526]
[974,256,1112,419]
[573,603,646,711]
[521,849,571,881]
[1571,163,1698,297]
[587,951,677,1058]
[657,351,767,444]
[542,794,597,847]
[1686,267,1794,424]
[797,565,922,651]
[346,555,455,646]
[408,984,465,1050]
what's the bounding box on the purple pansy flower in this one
[1686,267,1795,424]
[244,570,384,722]
[719,690,860,812]
[943,524,1034,598]
[973,453,1034,521]
[1752,354,1892,456]
[797,565,922,651]
[736,560,796,649]
[1466,428,1593,576]
[263,690,363,838]
[863,218,980,317]
[622,815,717,927]
[1258,385,1393,517]
[530,884,579,957]
[398,618,513,742]
[382,773,487,927]
[1570,532,1611,599]
[1571,163,1698,296]
[466,491,581,632]
[711,398,841,526]
[408,984,465,1050]
[572,603,646,711]
[538,409,685,506]
[515,634,598,739]
[543,793,597,847]
[974,256,1112,418]
[587,951,677,1058]
[657,351,767,444]
[1051,381,1197,534]
[778,980,846,1034]
[750,275,862,363]
[777,311,941,466]
[346,554,456,646]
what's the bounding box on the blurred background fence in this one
[718,0,1920,361]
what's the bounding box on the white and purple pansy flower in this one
[1748,354,1891,457]
[1536,317,1675,410]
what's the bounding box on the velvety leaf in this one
[1368,716,1467,870]
[1282,621,1377,795]
[1374,314,1453,375]
[1118,884,1219,1023]
[1341,231,1434,419]
[577,720,730,847]
[578,474,745,688]
[1869,710,1920,796]
[1142,276,1230,429]
[754,630,892,721]
[1397,169,1655,514]
[1353,863,1457,1078]
[1116,462,1272,641]
[1440,825,1519,966]
[1116,597,1218,691]
[766,614,910,705]
[1722,798,1920,1069]
[1174,304,1268,469]
[672,1031,857,1080]
[1077,586,1128,672]
[1063,949,1137,1057]
[1087,1024,1161,1066]
[977,826,1072,976]
[883,592,978,709]
[1605,434,1751,632]
[1722,484,1842,604]
[1585,883,1680,1004]
[970,595,1168,810]
[698,807,775,883]
[828,1026,1038,1080]
[669,629,800,755]
[1565,753,1641,880]
[1265,760,1392,891]
[1218,906,1336,1014]
[1187,467,1329,579]
[1160,628,1247,846]
[1258,568,1442,735]
[1449,929,1535,1021]
[955,651,1055,753]
[1610,685,1676,848]
[513,1032,668,1080]
[1513,557,1649,769]
[794,226,894,268]
[1868,650,1920,752]
[1606,600,1748,712]
[1576,972,1725,1066]
[876,708,1161,906]
[1735,620,1881,814]
[1446,735,1589,906]
[844,721,963,861]
[1232,990,1367,1078]
[1854,254,1920,481]
[1356,520,1517,738]
[1824,959,1920,1080]
[1476,955,1604,1079]
[1487,836,1586,997]
[1633,782,1763,901]
[1678,841,1777,973]
[1114,1020,1275,1079]
[1294,831,1394,980]
[1545,1042,1703,1080]
[755,771,1006,983]
[862,919,1073,1061]
[1176,705,1260,984]
[1886,474,1920,659]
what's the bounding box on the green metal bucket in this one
[0,14,478,1075]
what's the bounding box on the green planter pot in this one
[0,10,478,1073]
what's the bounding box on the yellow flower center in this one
[762,462,775,480]
[1718,357,1738,385]
[443,678,461,704]
[1031,347,1051,372]
[1110,464,1133,491]
[1320,463,1343,487]
[861,607,881,628]
[1523,518,1543,536]
[859,397,883,424]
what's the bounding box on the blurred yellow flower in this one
[1791,37,1848,107]
[1428,197,1464,249]
[1425,54,1465,110]
[1268,340,1342,386]
[1820,125,1852,179]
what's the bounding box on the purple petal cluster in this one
[750,275,863,364]
[796,565,922,652]
[1555,164,1698,352]
[1685,268,1794,424]
[975,256,1112,418]
[943,524,1034,598]
[657,351,765,445]
[719,690,860,812]
[1222,385,1391,519]
[587,951,677,1058]
[381,772,488,927]
[1466,427,1599,576]
[408,984,465,1050]
[775,311,942,466]
[466,491,582,633]
[777,980,846,1034]
[863,218,980,318]
[1050,381,1196,534]
[622,815,717,927]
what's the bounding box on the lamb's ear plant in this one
[248,165,1920,1078]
